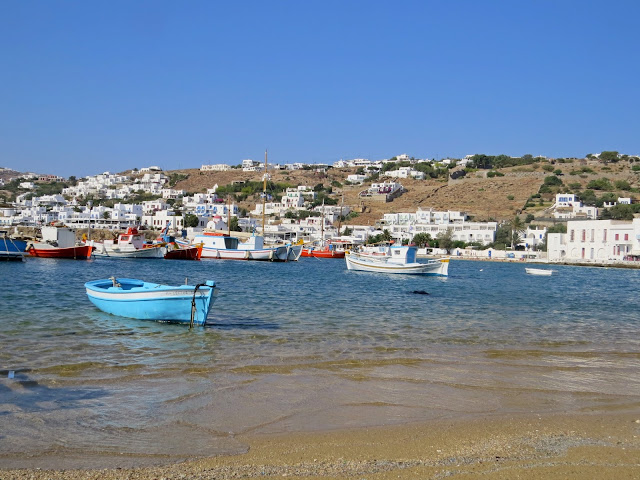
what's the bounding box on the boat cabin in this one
[389,245,418,264]
[104,227,147,250]
[41,226,76,248]
[195,232,266,251]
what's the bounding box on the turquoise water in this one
[1,258,639,468]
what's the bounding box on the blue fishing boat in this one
[85,277,216,325]
[0,231,27,261]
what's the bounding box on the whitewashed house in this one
[552,193,598,220]
[346,174,367,184]
[200,164,232,172]
[547,219,640,263]
[380,208,497,245]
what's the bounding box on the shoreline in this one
[447,256,640,269]
[2,411,639,479]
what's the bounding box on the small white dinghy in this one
[525,267,553,276]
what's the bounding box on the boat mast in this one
[262,150,268,237]
[337,194,343,235]
[87,201,92,243]
[320,199,324,246]
[227,196,231,237]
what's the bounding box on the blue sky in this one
[1,1,638,177]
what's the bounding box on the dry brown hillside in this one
[168,159,640,224]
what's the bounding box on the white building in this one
[162,188,186,199]
[346,174,367,184]
[382,166,425,180]
[547,219,640,262]
[200,164,232,172]
[552,193,598,220]
[242,159,260,171]
[380,208,497,245]
[520,226,547,250]
[142,210,184,230]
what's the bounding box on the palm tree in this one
[509,216,525,250]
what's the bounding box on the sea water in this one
[1,257,639,468]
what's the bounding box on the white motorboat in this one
[525,267,553,276]
[345,245,449,275]
[193,232,290,261]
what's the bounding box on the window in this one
[603,229,607,242]
[615,233,619,241]
[624,234,629,241]
[570,230,575,241]
[581,230,586,242]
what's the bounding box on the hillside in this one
[4,157,640,225]
[171,159,640,223]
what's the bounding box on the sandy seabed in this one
[2,412,639,480]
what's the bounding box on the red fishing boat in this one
[164,243,203,260]
[28,226,94,259]
[300,243,346,258]
[28,243,94,259]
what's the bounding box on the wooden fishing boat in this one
[164,243,203,260]
[93,227,165,258]
[301,243,346,258]
[0,231,27,261]
[28,243,94,259]
[85,277,216,325]
[28,226,94,259]
[345,245,449,275]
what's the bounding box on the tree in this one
[102,211,111,219]
[229,216,242,231]
[601,204,633,220]
[586,178,612,191]
[411,233,433,247]
[381,229,392,242]
[614,180,631,191]
[599,151,619,163]
[544,175,563,186]
[436,227,454,253]
[183,213,199,228]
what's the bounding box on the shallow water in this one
[1,257,639,468]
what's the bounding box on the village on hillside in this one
[2,150,640,264]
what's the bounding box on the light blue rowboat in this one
[85,277,216,325]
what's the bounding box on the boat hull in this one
[301,248,345,258]
[200,245,289,261]
[164,245,203,260]
[525,268,553,276]
[85,278,215,325]
[287,244,303,261]
[345,252,449,275]
[0,237,27,261]
[28,244,94,259]
[93,244,165,258]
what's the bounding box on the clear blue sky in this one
[1,1,638,178]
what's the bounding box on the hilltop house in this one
[551,194,598,220]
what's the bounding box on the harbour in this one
[1,257,639,470]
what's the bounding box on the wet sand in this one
[3,412,639,479]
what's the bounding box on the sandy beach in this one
[2,412,639,479]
